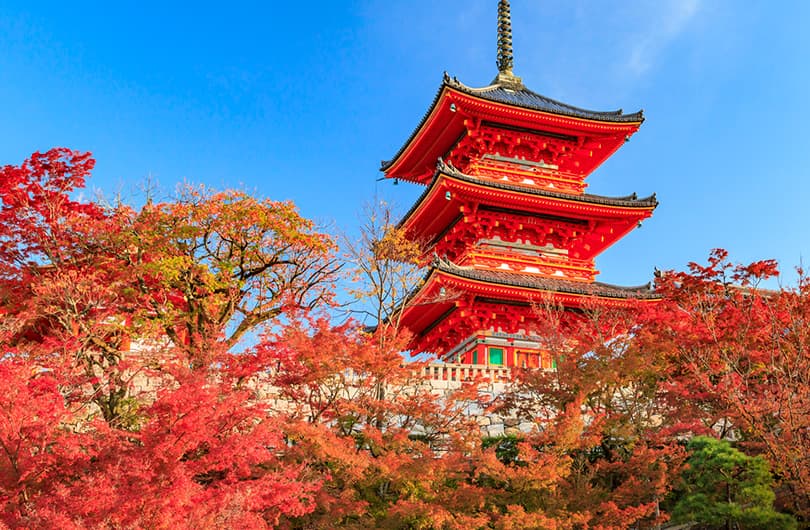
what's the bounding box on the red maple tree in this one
[642,249,810,518]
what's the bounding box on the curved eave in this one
[433,262,660,302]
[381,80,450,173]
[382,75,644,182]
[440,163,657,208]
[398,267,457,336]
[399,166,657,237]
[400,265,660,337]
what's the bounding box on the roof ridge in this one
[445,75,643,122]
[592,279,655,291]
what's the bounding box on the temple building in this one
[383,0,659,369]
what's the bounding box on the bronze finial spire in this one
[496,0,514,73]
[494,0,523,88]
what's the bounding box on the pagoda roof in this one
[400,161,657,227]
[433,258,659,300]
[381,74,644,177]
[445,75,644,124]
[398,258,660,353]
[398,162,657,261]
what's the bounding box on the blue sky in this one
[1,0,808,287]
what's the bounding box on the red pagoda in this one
[383,0,659,369]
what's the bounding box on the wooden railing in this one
[420,362,511,383]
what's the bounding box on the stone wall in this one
[245,362,534,439]
[125,355,532,439]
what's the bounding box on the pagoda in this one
[383,0,659,369]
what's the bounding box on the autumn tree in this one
[0,148,490,529]
[491,299,684,528]
[339,198,430,434]
[0,148,145,424]
[125,184,340,362]
[644,250,810,519]
[1,148,341,425]
[0,360,100,525]
[0,149,340,527]
[229,311,489,528]
[341,198,422,341]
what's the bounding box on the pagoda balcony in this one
[418,362,513,384]
[417,360,560,386]
[463,157,586,195]
[457,251,597,282]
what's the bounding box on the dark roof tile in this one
[398,161,657,228]
[435,258,660,300]
[446,76,644,124]
[438,161,657,207]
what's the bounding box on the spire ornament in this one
[494,0,523,88]
[496,0,514,73]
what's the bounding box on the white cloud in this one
[625,0,701,75]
